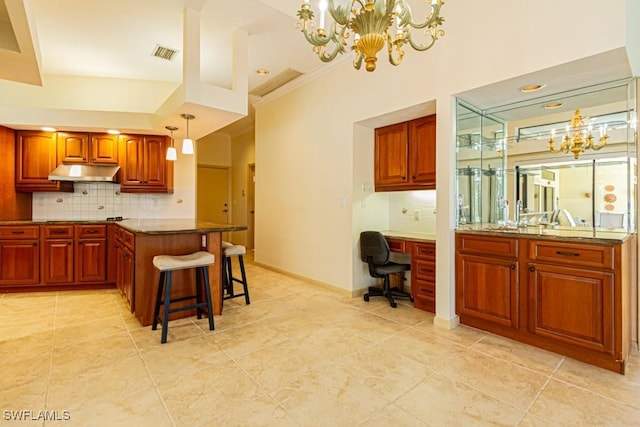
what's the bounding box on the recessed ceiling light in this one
[107,129,120,135]
[543,103,563,109]
[41,126,56,132]
[520,84,547,93]
[256,69,269,76]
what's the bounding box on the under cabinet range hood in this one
[48,164,120,182]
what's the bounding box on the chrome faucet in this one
[515,200,522,226]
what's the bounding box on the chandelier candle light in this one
[296,0,445,72]
[548,109,608,159]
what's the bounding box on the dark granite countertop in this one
[0,218,247,235]
[456,225,633,244]
[117,218,247,235]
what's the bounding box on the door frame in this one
[247,163,255,250]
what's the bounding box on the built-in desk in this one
[381,231,436,313]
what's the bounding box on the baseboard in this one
[252,261,353,298]
[434,314,460,330]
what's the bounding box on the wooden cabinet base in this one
[456,232,634,374]
[459,314,626,374]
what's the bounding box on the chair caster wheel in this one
[390,302,397,308]
[363,294,369,302]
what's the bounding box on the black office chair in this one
[360,231,413,308]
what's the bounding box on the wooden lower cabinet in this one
[528,262,614,353]
[0,240,40,285]
[412,242,436,313]
[456,253,519,329]
[385,237,436,313]
[42,225,74,284]
[455,232,634,373]
[0,225,40,286]
[75,225,107,283]
[43,240,74,284]
[114,226,135,311]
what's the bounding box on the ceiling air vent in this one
[250,68,303,97]
[152,45,179,61]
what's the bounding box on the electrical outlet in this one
[414,209,421,221]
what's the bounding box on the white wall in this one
[228,130,255,245]
[254,0,632,324]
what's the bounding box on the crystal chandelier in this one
[548,109,609,159]
[296,0,445,72]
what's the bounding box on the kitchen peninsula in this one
[0,218,246,326]
[113,218,247,326]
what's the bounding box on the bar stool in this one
[222,241,250,305]
[152,251,215,343]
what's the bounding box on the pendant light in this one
[180,113,195,154]
[165,126,178,161]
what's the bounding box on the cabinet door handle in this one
[51,230,66,234]
[510,264,516,270]
[556,251,580,257]
[11,230,25,235]
[412,175,416,179]
[86,230,99,234]
[114,244,120,249]
[123,253,129,258]
[529,266,535,272]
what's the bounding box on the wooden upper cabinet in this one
[374,114,436,191]
[58,132,118,164]
[91,133,119,164]
[15,130,73,192]
[375,122,409,187]
[409,115,436,187]
[57,132,89,163]
[119,134,173,193]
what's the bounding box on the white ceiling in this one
[0,1,636,139]
[0,0,324,137]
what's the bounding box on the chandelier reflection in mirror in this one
[296,0,445,72]
[548,109,608,159]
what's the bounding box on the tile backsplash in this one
[32,183,194,220]
[387,190,437,234]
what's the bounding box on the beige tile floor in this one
[1,253,640,426]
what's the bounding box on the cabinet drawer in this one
[120,228,135,250]
[0,226,39,239]
[413,242,435,260]
[43,225,74,239]
[75,225,106,239]
[386,238,405,253]
[457,233,517,258]
[414,279,435,298]
[528,240,614,270]
[415,259,435,281]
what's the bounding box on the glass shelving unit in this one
[455,78,637,233]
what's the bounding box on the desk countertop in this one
[380,230,436,243]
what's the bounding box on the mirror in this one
[455,78,637,232]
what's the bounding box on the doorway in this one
[197,166,230,224]
[247,163,255,250]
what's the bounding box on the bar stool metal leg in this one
[161,271,173,344]
[201,266,215,331]
[152,271,165,331]
[238,255,250,305]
